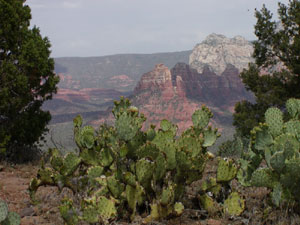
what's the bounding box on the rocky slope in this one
[189,33,254,75]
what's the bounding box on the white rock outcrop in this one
[189,33,254,75]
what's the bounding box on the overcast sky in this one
[26,0,289,58]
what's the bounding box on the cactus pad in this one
[198,194,219,215]
[107,176,124,198]
[115,112,140,141]
[270,151,285,172]
[0,199,8,222]
[271,183,283,207]
[82,206,99,223]
[203,128,218,147]
[2,212,21,225]
[192,108,211,129]
[160,119,172,132]
[265,107,283,137]
[124,172,136,187]
[50,154,64,172]
[136,158,155,189]
[98,148,114,167]
[285,120,300,139]
[223,192,245,216]
[251,168,277,188]
[59,198,79,225]
[60,152,81,176]
[135,142,160,160]
[174,202,184,216]
[286,98,300,118]
[79,126,95,149]
[154,152,167,181]
[160,185,175,206]
[285,158,300,177]
[253,125,273,150]
[217,158,237,182]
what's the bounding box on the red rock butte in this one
[130,63,253,133]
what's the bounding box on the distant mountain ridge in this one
[46,33,255,124]
[54,51,192,92]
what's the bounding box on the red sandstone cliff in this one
[129,63,253,133]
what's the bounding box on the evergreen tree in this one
[233,0,300,136]
[0,0,59,157]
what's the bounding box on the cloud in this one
[26,0,291,57]
[62,1,82,9]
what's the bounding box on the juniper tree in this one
[233,0,300,136]
[0,0,59,158]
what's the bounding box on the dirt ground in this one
[0,160,299,225]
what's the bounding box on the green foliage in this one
[238,98,300,207]
[198,158,245,217]
[217,133,249,158]
[0,199,20,225]
[233,1,300,137]
[29,97,219,224]
[0,0,59,159]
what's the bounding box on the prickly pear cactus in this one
[0,199,20,225]
[238,98,300,207]
[29,97,219,224]
[198,158,244,216]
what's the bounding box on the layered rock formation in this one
[189,33,254,75]
[130,62,253,133]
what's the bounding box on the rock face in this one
[131,63,253,133]
[189,33,254,75]
[171,63,252,107]
[132,64,199,132]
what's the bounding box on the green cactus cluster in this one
[0,199,20,225]
[198,158,245,217]
[238,98,300,206]
[29,97,219,224]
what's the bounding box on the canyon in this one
[44,34,254,149]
